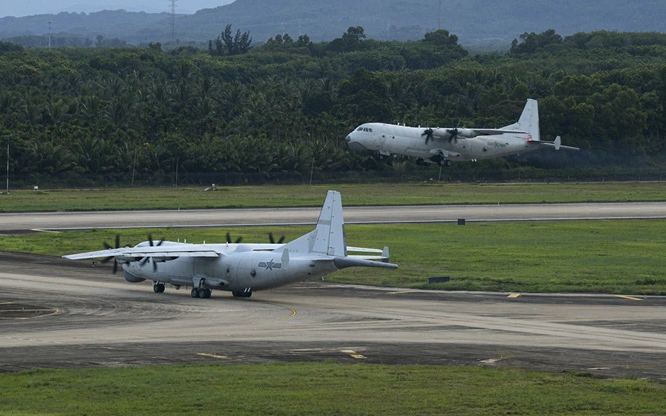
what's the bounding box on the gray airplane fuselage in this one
[121,242,337,293]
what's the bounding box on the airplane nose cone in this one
[346,135,368,152]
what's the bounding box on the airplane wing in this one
[63,245,220,261]
[470,128,527,136]
[431,127,527,140]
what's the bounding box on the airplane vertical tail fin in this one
[281,190,347,256]
[311,190,347,256]
[281,190,398,270]
[502,99,540,141]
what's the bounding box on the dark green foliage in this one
[208,24,253,56]
[1,28,666,184]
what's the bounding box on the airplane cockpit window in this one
[356,127,364,131]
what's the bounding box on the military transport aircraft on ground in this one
[346,99,579,166]
[64,191,397,299]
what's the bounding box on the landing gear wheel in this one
[201,288,212,299]
[153,283,165,293]
[191,288,199,298]
[232,290,252,298]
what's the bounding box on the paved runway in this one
[1,252,666,379]
[2,201,666,231]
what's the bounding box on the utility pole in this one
[48,20,52,48]
[170,0,177,45]
[5,137,9,194]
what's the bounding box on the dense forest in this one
[1,28,666,186]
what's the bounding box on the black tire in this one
[232,290,252,298]
[191,288,199,298]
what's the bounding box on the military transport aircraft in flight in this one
[346,99,579,166]
[64,191,397,299]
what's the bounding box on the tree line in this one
[0,27,665,185]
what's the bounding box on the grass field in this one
[1,181,666,212]
[1,363,664,415]
[2,219,665,295]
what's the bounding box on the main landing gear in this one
[232,290,252,298]
[191,288,212,298]
[153,282,165,293]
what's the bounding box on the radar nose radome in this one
[346,134,368,152]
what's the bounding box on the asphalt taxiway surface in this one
[2,201,666,231]
[2,251,666,380]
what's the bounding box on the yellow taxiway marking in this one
[0,302,61,320]
[341,350,366,359]
[259,302,297,322]
[507,293,521,298]
[479,355,514,365]
[614,295,643,301]
[197,353,232,360]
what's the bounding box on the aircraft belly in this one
[404,147,430,158]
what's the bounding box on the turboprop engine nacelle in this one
[457,129,478,138]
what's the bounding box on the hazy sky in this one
[0,1,235,17]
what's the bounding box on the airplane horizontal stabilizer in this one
[536,136,579,151]
[333,256,398,270]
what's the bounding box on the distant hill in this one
[1,0,664,48]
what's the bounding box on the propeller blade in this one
[140,234,164,271]
[447,128,458,143]
[102,234,121,270]
[226,232,242,244]
[269,232,286,244]
[421,128,434,144]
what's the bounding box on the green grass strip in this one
[2,181,666,212]
[0,363,664,415]
[2,219,666,295]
